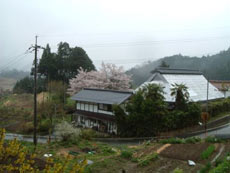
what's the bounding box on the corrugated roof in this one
[151,68,202,75]
[71,88,133,104]
[138,72,224,102]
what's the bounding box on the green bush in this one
[22,122,34,134]
[210,156,230,173]
[120,150,133,159]
[160,138,185,144]
[215,158,223,167]
[185,137,201,144]
[101,146,115,154]
[205,136,222,143]
[80,128,96,140]
[38,118,51,133]
[208,98,230,117]
[138,153,159,167]
[201,145,215,160]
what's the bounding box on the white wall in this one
[76,101,113,115]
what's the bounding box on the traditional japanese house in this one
[71,88,133,134]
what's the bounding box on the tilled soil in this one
[160,143,212,163]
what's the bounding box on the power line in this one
[80,36,230,48]
[0,52,28,69]
[46,35,230,49]
[0,53,30,72]
[38,25,230,38]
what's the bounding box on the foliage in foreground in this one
[173,168,184,173]
[209,156,230,173]
[120,150,133,159]
[201,145,215,160]
[137,153,159,167]
[0,128,86,172]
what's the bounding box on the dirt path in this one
[211,144,225,163]
[156,144,171,154]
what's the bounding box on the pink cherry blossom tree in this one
[69,63,132,95]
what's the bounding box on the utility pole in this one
[205,75,210,137]
[29,36,44,146]
[34,35,38,146]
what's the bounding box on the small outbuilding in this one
[209,80,230,98]
[71,88,133,134]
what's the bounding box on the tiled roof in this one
[71,88,133,104]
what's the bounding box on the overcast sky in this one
[1,0,230,71]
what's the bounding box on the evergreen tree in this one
[37,42,95,82]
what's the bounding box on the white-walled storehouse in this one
[71,88,133,134]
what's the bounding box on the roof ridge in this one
[151,68,202,75]
[156,67,200,71]
[83,88,133,94]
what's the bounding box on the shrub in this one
[215,158,223,167]
[80,128,96,140]
[38,118,52,133]
[160,138,185,144]
[201,145,215,160]
[205,136,222,143]
[22,122,34,134]
[138,153,159,167]
[120,150,133,159]
[55,121,81,141]
[101,146,115,154]
[208,98,230,117]
[209,156,230,173]
[185,137,201,144]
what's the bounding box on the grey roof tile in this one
[71,88,133,104]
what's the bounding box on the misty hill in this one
[0,69,30,80]
[0,70,30,91]
[127,47,230,87]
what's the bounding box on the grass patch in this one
[201,145,215,160]
[120,150,133,159]
[173,168,184,173]
[138,153,159,167]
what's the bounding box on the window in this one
[98,104,112,111]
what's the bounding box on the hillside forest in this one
[127,47,230,87]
